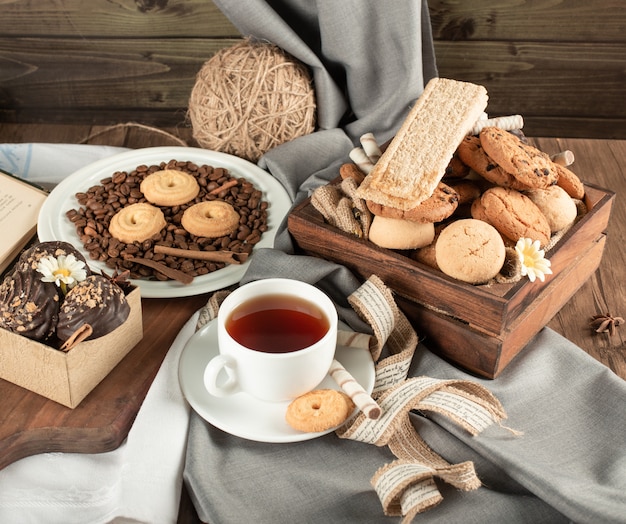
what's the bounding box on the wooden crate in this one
[288,183,614,378]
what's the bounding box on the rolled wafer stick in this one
[153,245,248,264]
[329,358,381,420]
[337,329,373,350]
[360,132,383,164]
[469,114,524,135]
[551,150,575,167]
[349,147,375,174]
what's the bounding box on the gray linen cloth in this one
[184,2,626,523]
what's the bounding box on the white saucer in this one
[178,320,376,443]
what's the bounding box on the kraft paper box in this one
[0,286,142,409]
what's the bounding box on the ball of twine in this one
[188,39,316,162]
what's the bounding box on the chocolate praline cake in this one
[56,274,130,342]
[0,269,60,341]
[15,240,91,276]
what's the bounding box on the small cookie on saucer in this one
[286,389,355,433]
[435,219,506,284]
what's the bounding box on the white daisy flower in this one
[37,254,87,292]
[515,238,553,283]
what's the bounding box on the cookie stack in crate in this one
[343,77,585,285]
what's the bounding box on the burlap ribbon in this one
[311,177,372,238]
[335,275,513,521]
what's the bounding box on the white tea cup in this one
[204,278,338,402]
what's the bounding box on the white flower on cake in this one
[37,254,87,293]
[515,238,553,283]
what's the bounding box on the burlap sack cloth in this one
[183,2,626,523]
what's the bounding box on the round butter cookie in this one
[286,389,355,433]
[471,186,551,247]
[435,219,506,284]
[525,185,578,233]
[479,127,558,189]
[368,216,435,250]
[109,203,167,243]
[140,169,200,206]
[181,201,240,238]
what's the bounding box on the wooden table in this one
[0,123,624,524]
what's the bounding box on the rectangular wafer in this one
[356,78,488,210]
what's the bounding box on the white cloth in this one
[0,143,195,524]
[0,143,127,183]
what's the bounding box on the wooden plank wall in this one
[0,0,624,139]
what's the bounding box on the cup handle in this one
[204,355,239,397]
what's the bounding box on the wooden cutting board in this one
[0,294,208,470]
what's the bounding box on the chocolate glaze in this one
[56,275,130,342]
[0,269,60,341]
[16,241,91,275]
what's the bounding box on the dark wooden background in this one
[0,0,625,140]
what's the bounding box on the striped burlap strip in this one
[336,275,514,521]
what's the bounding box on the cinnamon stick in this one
[60,324,93,352]
[153,245,248,264]
[209,179,238,195]
[129,257,194,285]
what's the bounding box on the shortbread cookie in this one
[435,219,506,284]
[554,163,585,199]
[457,136,530,190]
[471,186,551,247]
[181,201,240,238]
[368,216,435,250]
[356,78,488,210]
[286,389,355,433]
[109,202,167,243]
[366,182,459,223]
[140,169,200,206]
[479,127,558,189]
[525,185,578,233]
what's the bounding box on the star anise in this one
[100,268,133,293]
[590,313,624,336]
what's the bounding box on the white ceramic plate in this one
[178,320,376,443]
[37,146,292,298]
